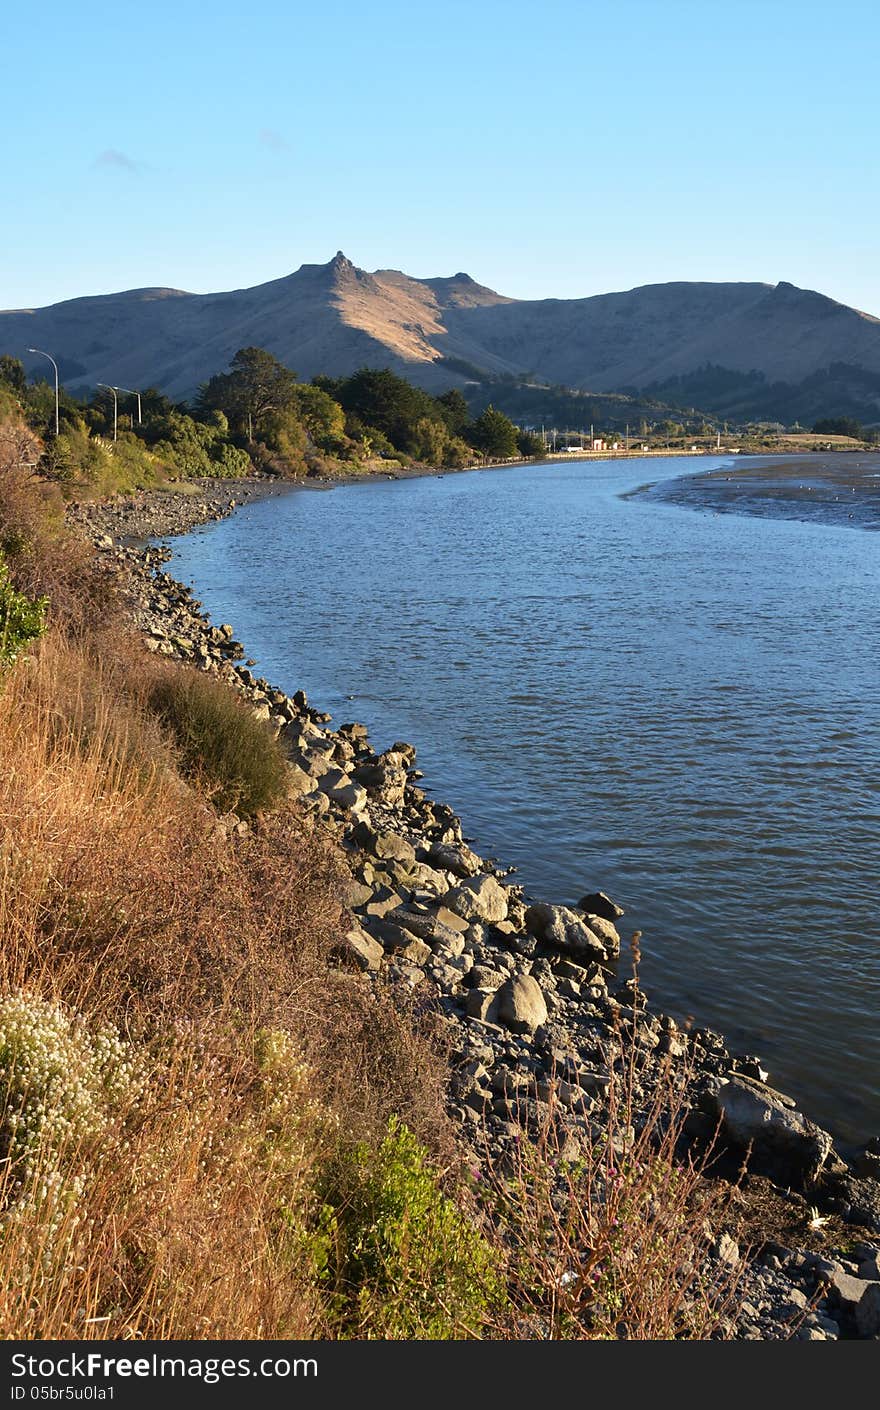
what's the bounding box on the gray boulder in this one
[710,1078,835,1185]
[577,890,625,920]
[494,974,548,1035]
[855,1282,880,1338]
[465,989,496,1021]
[326,781,367,814]
[827,1267,873,1308]
[361,888,404,919]
[429,841,483,877]
[351,823,416,868]
[445,875,509,925]
[286,764,317,800]
[390,741,417,765]
[338,721,370,745]
[343,878,374,909]
[578,912,621,957]
[405,862,448,894]
[433,904,470,934]
[371,921,431,966]
[318,766,351,794]
[335,926,384,972]
[384,906,465,950]
[466,965,506,992]
[352,754,408,807]
[524,903,612,960]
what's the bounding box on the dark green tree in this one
[812,416,863,438]
[467,405,519,459]
[333,368,445,454]
[437,388,470,436]
[312,373,343,398]
[290,384,346,450]
[139,387,178,424]
[198,347,299,440]
[516,429,546,457]
[24,380,80,437]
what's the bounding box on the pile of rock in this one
[68,475,276,544]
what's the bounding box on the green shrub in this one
[0,385,21,422]
[42,421,160,496]
[211,440,251,477]
[0,553,46,665]
[150,409,251,480]
[314,1117,500,1339]
[109,432,162,491]
[442,435,473,469]
[146,667,289,816]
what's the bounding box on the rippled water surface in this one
[170,455,880,1142]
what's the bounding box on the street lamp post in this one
[115,386,142,426]
[27,348,60,436]
[97,383,118,442]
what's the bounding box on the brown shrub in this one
[479,958,746,1341]
[300,973,453,1159]
[0,415,118,637]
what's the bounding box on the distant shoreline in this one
[68,446,880,545]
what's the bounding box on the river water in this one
[170,454,880,1144]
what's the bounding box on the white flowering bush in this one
[252,1024,334,1151]
[0,991,141,1197]
[254,1025,308,1098]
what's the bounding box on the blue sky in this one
[3,0,879,312]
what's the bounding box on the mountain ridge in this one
[4,254,880,423]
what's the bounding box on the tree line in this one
[811,415,878,442]
[0,348,544,495]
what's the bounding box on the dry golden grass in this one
[0,418,118,639]
[0,627,450,1338]
[473,940,747,1340]
[1,633,330,1014]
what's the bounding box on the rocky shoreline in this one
[70,477,880,1340]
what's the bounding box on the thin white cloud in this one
[258,128,290,152]
[94,149,142,173]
